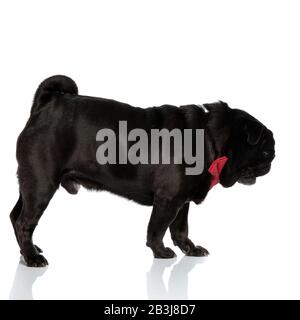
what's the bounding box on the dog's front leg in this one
[146,197,183,258]
[169,202,209,256]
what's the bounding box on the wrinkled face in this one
[237,126,275,185]
[220,109,275,187]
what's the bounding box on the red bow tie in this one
[208,156,228,189]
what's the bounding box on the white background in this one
[0,0,299,300]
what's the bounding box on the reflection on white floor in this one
[147,256,206,300]
[9,256,205,300]
[9,257,48,300]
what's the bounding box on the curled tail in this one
[31,75,78,114]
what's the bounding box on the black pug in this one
[10,75,275,267]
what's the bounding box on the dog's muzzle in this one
[238,162,272,185]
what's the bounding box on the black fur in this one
[10,75,275,267]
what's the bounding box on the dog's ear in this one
[244,119,265,146]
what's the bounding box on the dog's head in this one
[218,106,275,188]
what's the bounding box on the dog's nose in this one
[262,150,275,160]
[262,151,269,158]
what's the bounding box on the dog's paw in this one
[24,254,48,267]
[153,247,177,259]
[186,245,209,257]
[173,238,209,257]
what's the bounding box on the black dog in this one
[10,75,275,267]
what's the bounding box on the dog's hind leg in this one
[10,194,43,254]
[10,194,23,244]
[14,174,58,267]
